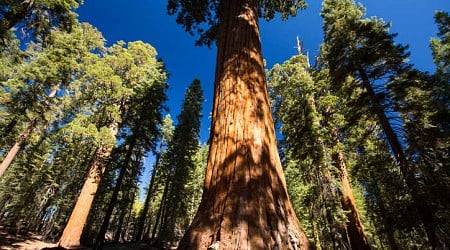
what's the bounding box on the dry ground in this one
[0,229,161,250]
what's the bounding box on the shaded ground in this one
[0,230,58,249]
[0,229,161,250]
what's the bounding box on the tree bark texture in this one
[178,1,310,249]
[58,123,118,249]
[332,151,370,250]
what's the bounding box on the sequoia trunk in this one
[58,123,118,249]
[178,1,310,249]
[332,151,370,249]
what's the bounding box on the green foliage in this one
[0,0,82,45]
[159,79,204,242]
[0,17,170,244]
[167,0,307,46]
[268,55,351,248]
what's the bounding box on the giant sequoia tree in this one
[167,0,311,249]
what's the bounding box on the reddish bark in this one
[58,124,118,249]
[0,118,37,178]
[332,151,370,250]
[0,89,57,178]
[177,1,310,249]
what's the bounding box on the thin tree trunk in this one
[357,67,444,249]
[152,176,170,239]
[332,151,370,249]
[58,123,118,249]
[135,156,159,241]
[178,1,310,249]
[0,89,57,178]
[113,201,128,243]
[0,118,37,177]
[94,137,137,249]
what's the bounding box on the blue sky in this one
[77,0,449,143]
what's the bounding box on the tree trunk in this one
[0,118,37,178]
[372,184,399,250]
[178,1,310,249]
[135,156,159,241]
[94,137,137,249]
[332,151,370,250]
[58,123,118,249]
[357,67,445,249]
[152,175,170,238]
[0,89,57,178]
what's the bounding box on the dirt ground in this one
[0,229,161,250]
[0,230,58,249]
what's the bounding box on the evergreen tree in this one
[167,1,311,248]
[268,52,370,249]
[320,0,445,247]
[58,41,168,248]
[159,79,204,243]
[0,22,105,178]
[134,114,174,241]
[93,42,168,249]
[0,0,82,46]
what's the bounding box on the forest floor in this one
[0,229,161,250]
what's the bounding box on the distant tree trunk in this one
[152,176,170,238]
[178,0,310,249]
[157,180,171,238]
[135,157,159,241]
[0,89,57,178]
[357,67,444,249]
[0,118,37,178]
[94,137,137,249]
[58,123,118,249]
[332,150,370,249]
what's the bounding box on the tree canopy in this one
[167,0,307,46]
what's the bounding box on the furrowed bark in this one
[178,1,310,249]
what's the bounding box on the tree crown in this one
[167,0,307,46]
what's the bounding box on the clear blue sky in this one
[77,0,449,143]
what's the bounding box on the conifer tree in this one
[167,1,311,248]
[93,44,168,249]
[268,53,370,249]
[58,41,168,249]
[134,114,174,241]
[0,22,105,178]
[0,0,82,45]
[320,0,445,247]
[158,79,204,243]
